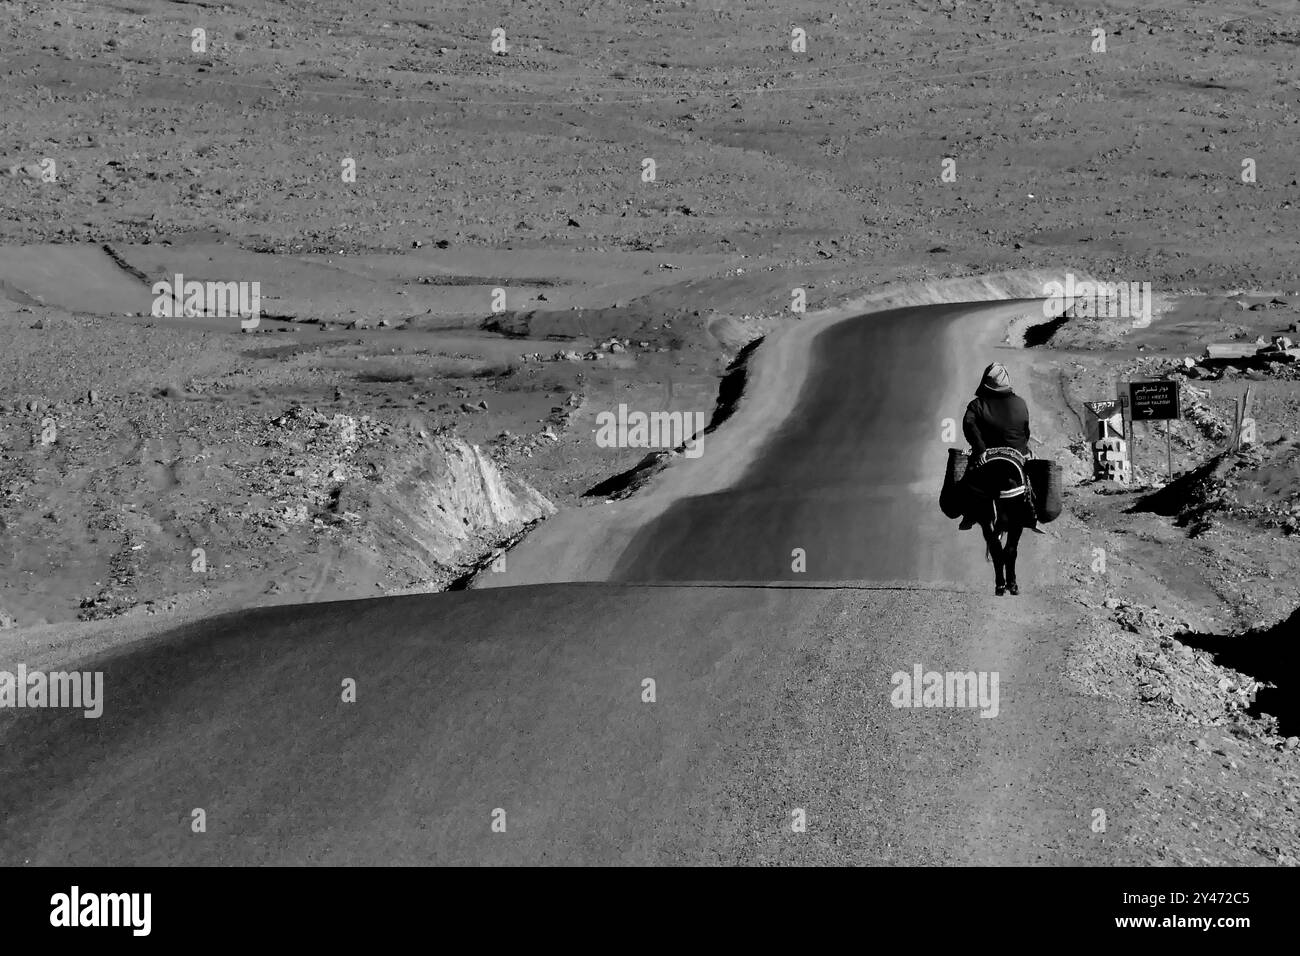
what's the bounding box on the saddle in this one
[970,446,1027,492]
[965,447,1036,530]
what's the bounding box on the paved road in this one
[0,301,1139,865]
[612,302,1018,585]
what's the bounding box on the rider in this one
[958,362,1031,530]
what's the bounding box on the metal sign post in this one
[1166,419,1172,482]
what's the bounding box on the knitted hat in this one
[978,362,1012,395]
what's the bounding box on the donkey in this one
[963,448,1036,596]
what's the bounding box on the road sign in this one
[1083,400,1124,441]
[1128,381,1180,421]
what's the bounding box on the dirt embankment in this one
[0,379,554,631]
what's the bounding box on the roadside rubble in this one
[1174,333,1300,382]
[1071,598,1270,734]
[520,337,636,363]
[1132,441,1300,536]
[489,391,582,461]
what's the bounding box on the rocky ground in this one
[1,0,1298,863]
[1023,293,1300,864]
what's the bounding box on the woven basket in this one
[1025,458,1063,522]
[940,448,969,519]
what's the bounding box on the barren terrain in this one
[1,0,1298,866]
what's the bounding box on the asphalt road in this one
[0,301,1137,865]
[612,302,1020,585]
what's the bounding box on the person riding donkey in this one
[958,362,1037,595]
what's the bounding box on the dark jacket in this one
[963,388,1030,457]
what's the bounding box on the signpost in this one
[1228,385,1254,453]
[1084,401,1124,439]
[1127,381,1181,482]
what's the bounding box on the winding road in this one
[612,302,1014,584]
[0,298,1141,865]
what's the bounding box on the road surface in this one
[0,300,1140,865]
[613,302,1018,584]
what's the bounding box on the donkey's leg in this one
[1004,524,1023,594]
[981,522,1006,594]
